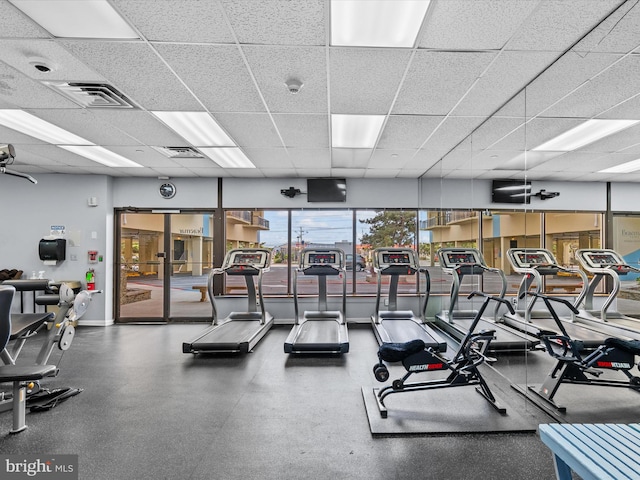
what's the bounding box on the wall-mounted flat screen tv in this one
[307,178,347,203]
[491,180,532,204]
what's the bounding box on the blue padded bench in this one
[539,423,640,480]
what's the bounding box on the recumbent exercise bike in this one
[371,292,514,418]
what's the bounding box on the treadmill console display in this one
[514,251,553,267]
[442,252,479,267]
[381,252,411,265]
[583,252,621,268]
[307,252,337,265]
[229,252,267,268]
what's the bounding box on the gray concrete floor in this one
[0,324,563,480]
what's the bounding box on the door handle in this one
[156,252,166,258]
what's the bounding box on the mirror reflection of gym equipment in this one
[502,248,637,347]
[370,247,446,352]
[182,248,274,354]
[513,293,640,415]
[284,248,349,354]
[435,248,539,352]
[574,248,640,334]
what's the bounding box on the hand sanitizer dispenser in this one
[39,238,66,265]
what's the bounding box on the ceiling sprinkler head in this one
[285,78,303,94]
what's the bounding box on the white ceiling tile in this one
[421,117,485,152]
[240,148,295,169]
[0,39,106,81]
[331,148,371,168]
[542,54,640,118]
[0,62,76,109]
[0,1,49,38]
[330,48,412,114]
[368,149,415,169]
[154,44,264,112]
[113,0,235,43]
[330,168,365,178]
[365,169,401,178]
[272,114,329,148]
[378,116,444,149]
[524,51,622,118]
[89,110,186,146]
[243,46,327,114]
[419,0,537,50]
[393,51,497,115]
[452,51,560,116]
[506,0,623,51]
[60,41,202,111]
[221,0,325,46]
[598,93,640,119]
[214,113,282,148]
[573,0,640,54]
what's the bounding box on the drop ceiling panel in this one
[579,123,640,153]
[365,169,402,178]
[29,109,144,145]
[393,51,497,115]
[113,0,235,43]
[523,51,623,118]
[214,113,283,148]
[0,40,106,81]
[420,116,485,152]
[542,54,640,118]
[286,148,330,168]
[505,0,624,51]
[405,148,451,170]
[272,114,329,148]
[89,110,186,146]
[598,93,640,119]
[470,116,527,151]
[452,51,560,116]
[489,117,583,151]
[221,0,325,46]
[572,0,640,54]
[60,41,202,111]
[0,1,49,38]
[0,62,77,109]
[154,44,264,113]
[368,149,415,169]
[419,0,537,50]
[331,148,371,168]
[377,116,444,149]
[330,48,411,114]
[0,124,48,145]
[240,148,295,169]
[243,45,327,114]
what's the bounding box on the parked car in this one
[346,254,366,271]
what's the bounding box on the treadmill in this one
[182,248,274,354]
[370,247,447,352]
[574,248,640,334]
[284,248,349,354]
[502,248,636,347]
[434,248,539,352]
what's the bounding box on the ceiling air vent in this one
[152,146,204,158]
[43,82,137,108]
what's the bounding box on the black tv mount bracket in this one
[534,189,559,200]
[280,187,303,198]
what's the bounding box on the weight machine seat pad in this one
[379,339,426,363]
[0,364,56,382]
[10,312,54,339]
[604,337,640,355]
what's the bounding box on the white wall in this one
[0,174,632,326]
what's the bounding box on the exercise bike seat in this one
[379,339,426,363]
[604,337,640,355]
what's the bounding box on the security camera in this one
[0,144,15,162]
[285,78,303,95]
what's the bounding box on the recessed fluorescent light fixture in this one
[9,0,139,39]
[151,111,235,147]
[331,114,385,148]
[599,158,640,174]
[532,119,639,152]
[59,145,143,168]
[0,109,92,145]
[331,0,430,47]
[199,147,255,169]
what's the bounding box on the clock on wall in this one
[159,182,176,199]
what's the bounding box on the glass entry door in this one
[116,210,214,322]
